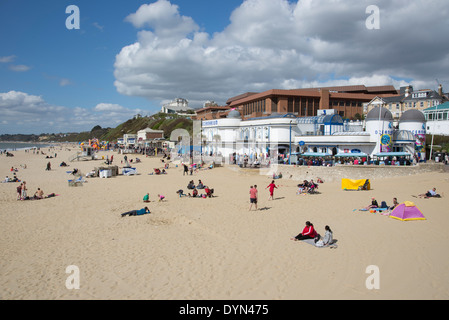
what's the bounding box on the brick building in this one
[225,85,398,120]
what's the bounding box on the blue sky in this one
[1,0,448,134]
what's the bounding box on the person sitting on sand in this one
[34,188,44,199]
[143,193,150,203]
[297,180,309,194]
[187,180,195,190]
[204,186,214,198]
[316,225,334,247]
[196,180,205,189]
[291,221,318,241]
[158,194,165,202]
[121,207,151,217]
[273,172,283,179]
[190,188,198,198]
[389,197,399,210]
[362,197,378,210]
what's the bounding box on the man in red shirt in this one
[249,185,258,211]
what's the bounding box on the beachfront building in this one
[195,105,232,120]
[423,102,449,136]
[226,85,399,121]
[122,134,137,147]
[136,127,165,149]
[200,107,422,165]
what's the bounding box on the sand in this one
[1,145,449,300]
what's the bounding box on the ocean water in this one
[0,142,53,151]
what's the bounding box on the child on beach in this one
[266,180,278,200]
[143,193,150,203]
[21,181,27,200]
[17,183,23,200]
[158,194,165,202]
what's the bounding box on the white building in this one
[200,108,422,164]
[423,102,449,136]
[161,98,193,114]
[122,134,137,147]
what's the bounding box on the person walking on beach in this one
[249,185,258,211]
[266,180,278,200]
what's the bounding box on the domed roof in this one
[399,109,425,123]
[227,109,241,119]
[366,107,393,121]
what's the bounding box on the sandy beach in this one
[1,145,449,300]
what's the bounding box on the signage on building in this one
[203,120,218,127]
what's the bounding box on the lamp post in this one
[289,120,292,165]
[429,103,439,161]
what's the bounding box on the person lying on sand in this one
[417,187,441,198]
[121,207,151,217]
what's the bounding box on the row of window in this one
[241,97,364,117]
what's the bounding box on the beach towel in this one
[301,238,338,248]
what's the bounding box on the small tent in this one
[341,179,370,191]
[389,201,426,221]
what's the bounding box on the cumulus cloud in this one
[0,91,146,134]
[114,0,449,107]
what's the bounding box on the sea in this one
[0,142,54,152]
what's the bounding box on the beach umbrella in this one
[389,201,426,221]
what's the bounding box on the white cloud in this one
[0,91,146,134]
[0,55,16,63]
[9,64,31,72]
[125,0,198,40]
[114,0,449,107]
[59,78,72,87]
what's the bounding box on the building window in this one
[288,98,294,113]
